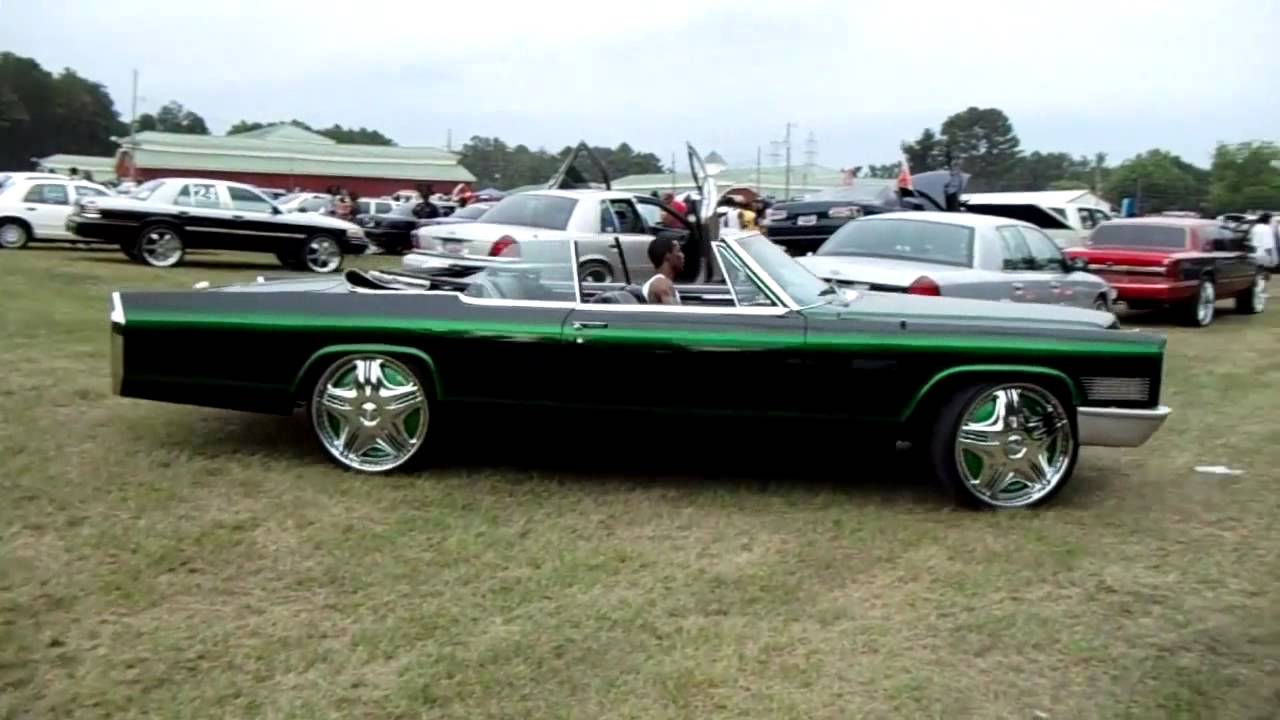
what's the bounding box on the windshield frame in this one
[724,233,833,310]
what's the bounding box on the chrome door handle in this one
[1049,281,1062,289]
[231,214,245,220]
[1012,282,1025,290]
[176,211,190,216]
[23,207,37,211]
[572,321,608,330]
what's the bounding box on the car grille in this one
[1081,376,1151,403]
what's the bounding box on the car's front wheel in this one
[1235,272,1267,315]
[299,234,344,273]
[930,381,1078,509]
[309,354,430,472]
[0,220,31,249]
[136,225,185,268]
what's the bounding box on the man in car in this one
[643,236,684,305]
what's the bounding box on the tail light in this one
[906,276,941,296]
[489,235,519,257]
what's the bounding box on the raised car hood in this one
[798,255,972,287]
[813,290,1118,330]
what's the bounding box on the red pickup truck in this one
[1065,218,1265,327]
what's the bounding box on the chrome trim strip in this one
[1090,264,1166,275]
[1077,405,1171,447]
[457,295,576,309]
[714,246,743,307]
[570,237,582,305]
[110,291,125,326]
[570,303,789,316]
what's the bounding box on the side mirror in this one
[1067,257,1088,272]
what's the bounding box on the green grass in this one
[3,245,1280,719]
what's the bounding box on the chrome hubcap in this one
[580,266,612,283]
[1197,282,1215,325]
[954,385,1074,508]
[305,237,341,272]
[141,229,182,266]
[1254,274,1267,311]
[311,356,428,472]
[0,224,24,248]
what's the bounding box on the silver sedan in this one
[796,211,1115,310]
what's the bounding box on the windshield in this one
[803,182,894,203]
[817,218,974,267]
[733,233,829,307]
[482,194,577,230]
[453,203,491,219]
[1089,223,1188,250]
[130,179,165,201]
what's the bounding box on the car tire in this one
[299,234,344,273]
[119,241,141,261]
[929,381,1079,510]
[1181,277,1215,327]
[578,260,614,284]
[1092,295,1109,312]
[135,224,185,268]
[308,354,430,473]
[0,220,31,249]
[1234,272,1267,315]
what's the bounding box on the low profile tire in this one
[929,382,1078,510]
[1182,277,1215,327]
[1235,272,1267,315]
[309,354,430,473]
[0,220,31,249]
[300,234,343,273]
[136,224,185,268]
[578,260,614,284]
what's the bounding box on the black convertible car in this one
[764,170,969,256]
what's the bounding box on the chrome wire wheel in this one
[310,355,428,472]
[1253,273,1267,312]
[1196,280,1215,326]
[139,227,184,267]
[303,235,342,273]
[0,222,29,249]
[952,384,1074,508]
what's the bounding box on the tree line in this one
[2,52,1276,213]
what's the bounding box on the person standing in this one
[1249,212,1277,270]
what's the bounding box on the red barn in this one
[114,124,474,196]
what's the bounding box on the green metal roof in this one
[36,154,118,183]
[230,125,337,144]
[613,164,848,197]
[120,130,475,183]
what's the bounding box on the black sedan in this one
[357,202,493,254]
[763,170,968,256]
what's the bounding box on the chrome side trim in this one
[570,303,789,316]
[1077,405,1171,447]
[109,291,125,326]
[1089,264,1166,275]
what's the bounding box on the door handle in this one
[572,321,608,330]
[23,207,37,211]
[1049,281,1062,289]
[176,210,190,216]
[231,214,245,220]
[1011,282,1025,290]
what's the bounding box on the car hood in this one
[418,222,571,241]
[809,289,1118,330]
[798,255,974,287]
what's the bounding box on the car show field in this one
[3,246,1279,717]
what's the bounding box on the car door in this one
[225,185,300,253]
[560,249,806,416]
[1018,226,1082,307]
[604,197,655,280]
[173,181,236,249]
[1209,225,1256,295]
[994,226,1045,303]
[19,182,73,239]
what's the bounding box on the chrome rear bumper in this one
[1077,406,1171,447]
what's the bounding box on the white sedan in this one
[0,173,114,249]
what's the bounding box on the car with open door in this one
[1064,217,1263,327]
[798,212,1115,311]
[66,178,369,272]
[107,146,1171,510]
[404,141,714,284]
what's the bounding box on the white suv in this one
[0,173,115,248]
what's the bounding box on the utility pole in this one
[128,68,139,182]
[802,131,817,193]
[671,152,677,192]
[783,122,795,201]
[446,129,452,152]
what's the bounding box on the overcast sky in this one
[3,0,1277,169]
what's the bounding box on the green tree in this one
[136,100,209,134]
[1103,149,1207,214]
[459,138,666,188]
[1048,179,1091,191]
[901,128,945,172]
[1208,142,1280,214]
[938,106,1022,191]
[226,119,395,145]
[0,52,125,169]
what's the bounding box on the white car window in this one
[175,183,223,209]
[74,185,110,199]
[1018,227,1066,271]
[23,183,71,205]
[375,201,393,214]
[227,186,275,213]
[1077,208,1098,230]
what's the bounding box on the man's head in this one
[1258,212,1273,224]
[661,191,675,205]
[648,236,685,273]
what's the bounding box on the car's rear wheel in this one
[136,225,184,268]
[1182,278,1215,327]
[0,220,31,249]
[300,234,343,273]
[1235,272,1267,314]
[930,382,1078,509]
[309,354,430,472]
[578,260,614,284]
